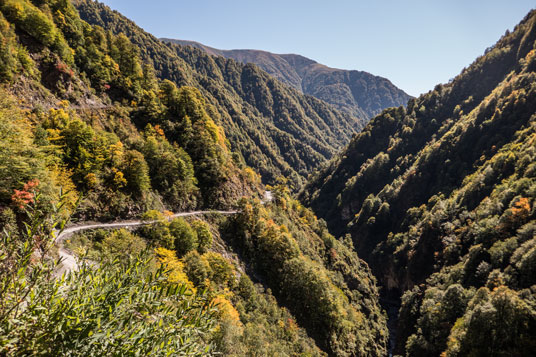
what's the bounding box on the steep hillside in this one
[0,0,258,217]
[303,10,536,356]
[0,1,387,355]
[163,38,412,119]
[74,1,363,188]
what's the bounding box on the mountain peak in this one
[160,38,412,119]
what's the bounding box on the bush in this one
[101,228,146,258]
[170,217,198,257]
[0,195,217,356]
[191,219,213,253]
[183,250,210,287]
[139,210,173,248]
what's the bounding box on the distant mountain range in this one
[161,38,412,119]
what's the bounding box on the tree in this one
[139,210,173,249]
[170,217,198,257]
[446,287,536,356]
[204,252,234,287]
[191,220,213,253]
[122,149,151,195]
[142,124,198,208]
[183,250,210,287]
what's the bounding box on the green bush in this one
[204,252,234,287]
[139,210,173,248]
[101,228,146,258]
[191,219,213,253]
[0,196,217,356]
[183,250,210,287]
[170,217,198,257]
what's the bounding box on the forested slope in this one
[0,0,387,355]
[163,37,412,119]
[74,0,363,188]
[303,10,536,356]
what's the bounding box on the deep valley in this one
[0,1,535,356]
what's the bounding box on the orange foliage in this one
[512,197,530,216]
[11,179,39,208]
[287,317,299,332]
[153,124,165,137]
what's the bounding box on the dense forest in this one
[71,0,376,189]
[0,0,387,355]
[161,38,412,120]
[302,10,536,356]
[2,0,535,356]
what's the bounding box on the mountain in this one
[162,38,412,119]
[0,0,386,355]
[302,10,536,356]
[73,1,367,189]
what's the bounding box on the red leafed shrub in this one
[56,61,74,77]
[11,179,39,209]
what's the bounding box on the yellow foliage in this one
[243,167,260,185]
[45,128,62,142]
[155,247,196,292]
[523,49,536,69]
[279,224,289,233]
[112,169,126,188]
[4,2,24,21]
[46,108,70,128]
[204,116,228,150]
[49,165,78,215]
[213,295,241,324]
[84,173,97,188]
[55,10,66,26]
[58,100,69,109]
[109,141,124,164]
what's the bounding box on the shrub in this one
[170,217,198,257]
[139,210,173,248]
[0,194,217,356]
[191,219,213,253]
[101,228,146,258]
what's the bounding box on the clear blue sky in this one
[98,0,534,96]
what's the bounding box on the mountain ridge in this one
[74,1,366,188]
[161,37,412,119]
